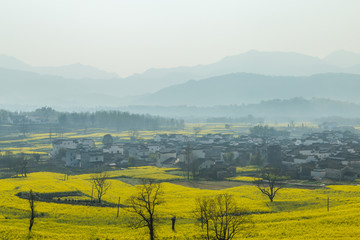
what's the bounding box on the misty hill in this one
[0,55,118,80]
[119,50,360,95]
[2,50,360,96]
[134,73,360,106]
[2,66,360,109]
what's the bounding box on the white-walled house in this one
[103,145,124,154]
[51,138,95,156]
[64,148,103,168]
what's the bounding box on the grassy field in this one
[0,167,359,239]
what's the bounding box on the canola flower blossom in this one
[0,167,359,239]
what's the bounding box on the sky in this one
[1,0,360,77]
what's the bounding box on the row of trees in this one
[58,111,184,130]
[206,115,264,124]
[0,107,185,133]
[0,109,12,123]
[249,125,289,137]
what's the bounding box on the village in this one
[50,127,360,181]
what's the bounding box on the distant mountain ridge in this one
[117,50,360,95]
[0,55,119,80]
[2,50,360,108]
[2,50,360,96]
[135,72,360,106]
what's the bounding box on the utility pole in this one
[116,197,121,217]
[91,185,94,201]
[327,196,329,212]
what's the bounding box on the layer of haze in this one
[1,0,360,77]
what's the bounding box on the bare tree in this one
[193,126,201,137]
[194,197,211,239]
[63,167,70,181]
[128,156,137,167]
[28,189,36,232]
[254,168,284,202]
[129,129,139,141]
[18,120,29,138]
[19,156,29,177]
[194,193,250,240]
[10,155,29,177]
[33,153,41,163]
[223,151,234,164]
[126,180,163,240]
[90,171,111,203]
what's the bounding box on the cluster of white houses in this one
[50,129,360,180]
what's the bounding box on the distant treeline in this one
[114,97,360,122]
[0,107,184,130]
[206,115,264,123]
[0,109,12,122]
[249,125,290,137]
[58,111,184,130]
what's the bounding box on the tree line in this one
[249,125,289,137]
[58,111,184,130]
[0,107,185,131]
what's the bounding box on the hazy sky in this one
[1,0,360,77]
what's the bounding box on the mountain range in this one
[1,50,360,109]
[112,50,360,95]
[134,72,360,106]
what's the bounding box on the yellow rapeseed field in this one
[227,176,262,182]
[0,167,359,239]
